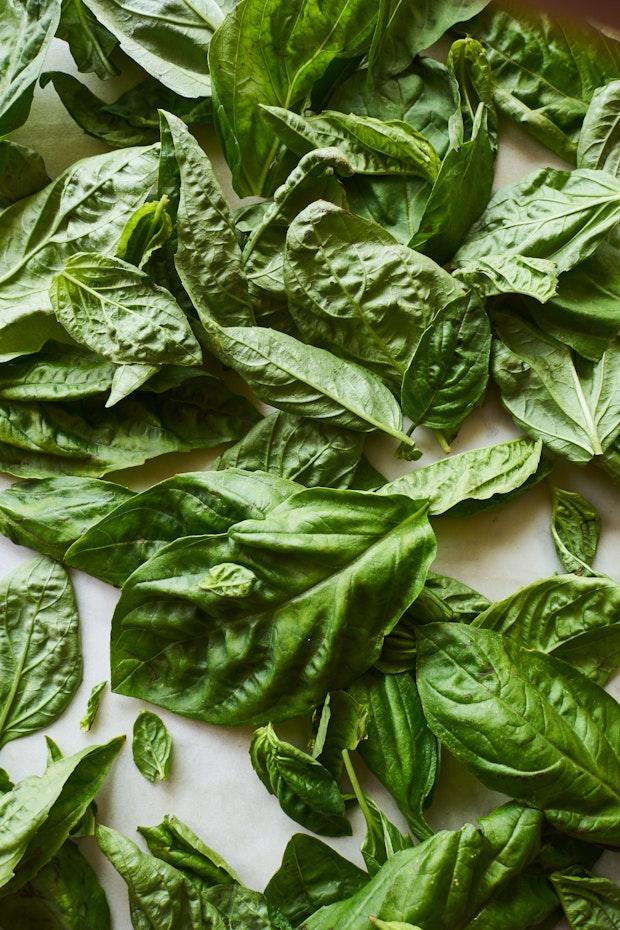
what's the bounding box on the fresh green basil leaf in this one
[350,671,437,841]
[401,292,490,442]
[349,456,386,491]
[492,309,620,463]
[209,0,377,195]
[0,839,111,930]
[116,197,173,269]
[474,574,620,685]
[379,437,542,515]
[284,201,465,388]
[453,256,559,302]
[0,343,115,402]
[0,375,258,478]
[66,469,296,586]
[456,168,620,273]
[463,2,620,161]
[250,723,350,836]
[79,681,106,732]
[57,0,118,78]
[0,140,50,209]
[96,825,212,930]
[203,324,418,451]
[138,815,239,890]
[264,833,366,925]
[460,867,560,930]
[578,80,620,176]
[551,868,620,929]
[81,0,224,96]
[132,710,173,783]
[0,556,80,748]
[203,882,283,929]
[311,690,367,781]
[417,622,620,845]
[261,107,440,181]
[0,0,61,135]
[215,412,364,489]
[551,487,601,576]
[111,488,435,725]
[0,475,133,560]
[50,253,202,367]
[0,738,123,895]
[0,144,159,363]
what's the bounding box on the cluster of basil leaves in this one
[1,0,620,927]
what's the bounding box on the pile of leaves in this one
[0,0,619,927]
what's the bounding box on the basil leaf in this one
[111,488,435,725]
[350,671,438,841]
[551,487,601,576]
[132,710,173,783]
[96,825,211,930]
[81,0,224,96]
[250,723,350,836]
[311,690,367,781]
[204,882,284,929]
[379,437,543,515]
[0,738,123,895]
[551,869,620,929]
[116,197,173,271]
[0,476,133,561]
[138,815,239,889]
[0,140,50,209]
[0,557,81,748]
[578,80,620,176]
[261,107,440,181]
[0,343,115,402]
[66,469,297,586]
[203,324,418,451]
[284,201,465,388]
[80,681,106,732]
[209,0,377,195]
[401,292,490,442]
[492,310,620,463]
[417,622,620,845]
[264,833,366,925]
[0,144,159,363]
[0,0,61,135]
[57,0,118,78]
[474,573,620,685]
[0,839,111,929]
[453,255,559,302]
[215,412,364,489]
[0,375,258,478]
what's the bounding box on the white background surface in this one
[2,35,619,930]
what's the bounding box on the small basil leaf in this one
[80,681,106,732]
[551,868,620,929]
[132,710,173,783]
[578,80,620,176]
[551,487,601,576]
[138,814,239,889]
[0,140,50,209]
[311,690,367,781]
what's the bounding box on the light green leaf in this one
[80,681,106,732]
[551,869,620,929]
[578,80,620,176]
[57,0,118,78]
[453,255,559,302]
[0,343,115,402]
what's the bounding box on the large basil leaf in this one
[66,470,297,586]
[474,574,620,685]
[215,412,364,489]
[0,839,110,929]
[463,2,620,161]
[303,802,543,930]
[368,0,489,82]
[0,476,133,561]
[57,0,118,78]
[578,80,620,176]
[0,0,61,135]
[264,833,366,925]
[0,376,258,478]
[378,437,543,515]
[132,710,173,783]
[96,825,211,930]
[203,324,417,451]
[138,815,239,889]
[455,167,620,273]
[0,738,123,895]
[492,310,620,464]
[0,343,115,402]
[250,723,350,836]
[551,487,601,576]
[50,253,202,366]
[0,140,50,209]
[551,869,620,929]
[0,556,80,748]
[111,489,435,725]
[284,201,465,388]
[417,622,620,845]
[160,111,253,327]
[0,144,159,363]
[81,0,225,96]
[350,671,438,840]
[453,255,559,303]
[209,0,377,195]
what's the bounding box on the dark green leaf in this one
[311,690,367,781]
[132,710,173,783]
[57,0,118,78]
[551,487,601,575]
[138,814,239,889]
[0,140,50,209]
